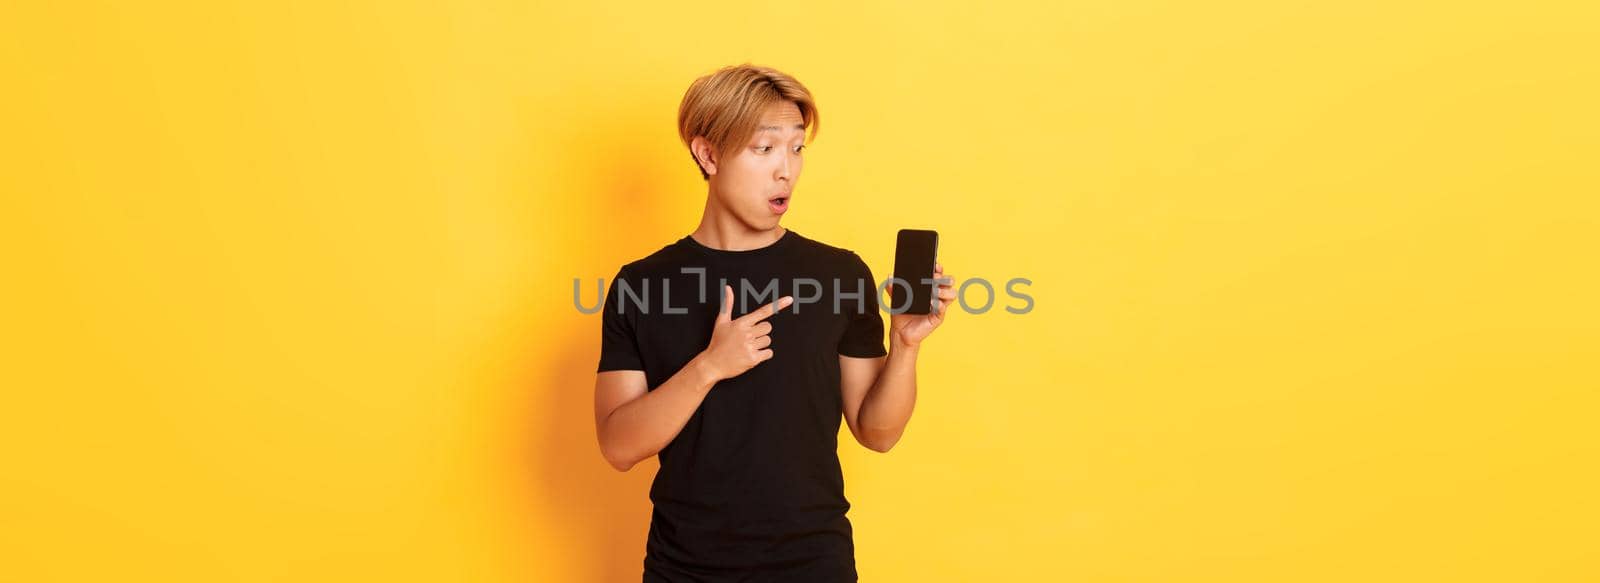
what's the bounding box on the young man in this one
[593,64,955,582]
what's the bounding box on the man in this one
[593,63,955,582]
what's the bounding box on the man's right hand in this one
[699,285,793,381]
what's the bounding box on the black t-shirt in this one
[596,228,887,582]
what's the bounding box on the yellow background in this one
[3,1,1597,581]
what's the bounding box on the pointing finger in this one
[738,295,794,324]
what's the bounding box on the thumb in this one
[715,285,733,323]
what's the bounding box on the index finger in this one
[736,295,794,324]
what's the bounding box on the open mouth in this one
[768,193,790,214]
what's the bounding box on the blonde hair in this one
[677,64,819,181]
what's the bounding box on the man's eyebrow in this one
[758,124,807,132]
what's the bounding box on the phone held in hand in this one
[891,229,939,315]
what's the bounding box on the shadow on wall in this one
[523,105,685,582]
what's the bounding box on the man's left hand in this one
[889,262,955,349]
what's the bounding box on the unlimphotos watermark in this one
[573,268,1033,316]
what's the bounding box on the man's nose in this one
[776,152,792,181]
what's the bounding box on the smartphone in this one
[891,229,940,315]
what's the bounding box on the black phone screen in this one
[891,229,939,315]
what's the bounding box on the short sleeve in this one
[837,252,888,358]
[597,265,646,372]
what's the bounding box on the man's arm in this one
[594,286,793,471]
[840,348,916,453]
[840,264,956,453]
[594,360,719,471]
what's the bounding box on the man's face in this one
[709,101,806,230]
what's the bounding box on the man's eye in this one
[793,145,806,154]
[755,146,773,153]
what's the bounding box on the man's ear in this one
[690,136,718,177]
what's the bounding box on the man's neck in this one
[690,202,785,251]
